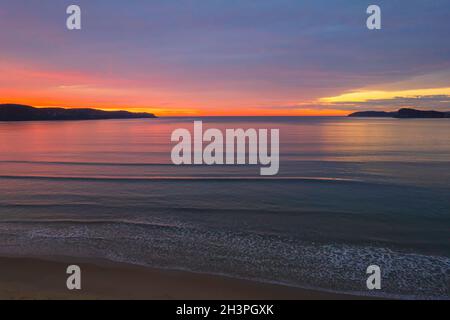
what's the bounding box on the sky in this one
[1,0,450,116]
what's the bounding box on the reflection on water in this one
[0,117,449,298]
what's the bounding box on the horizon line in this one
[0,102,353,117]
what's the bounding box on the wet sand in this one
[0,256,366,300]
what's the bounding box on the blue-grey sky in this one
[1,0,450,115]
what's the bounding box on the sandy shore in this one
[0,256,365,300]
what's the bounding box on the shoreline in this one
[0,256,371,300]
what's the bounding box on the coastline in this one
[0,256,369,300]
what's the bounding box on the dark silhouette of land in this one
[349,108,450,118]
[0,104,157,121]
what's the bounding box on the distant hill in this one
[349,108,450,119]
[348,111,395,118]
[0,104,157,121]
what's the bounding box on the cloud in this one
[1,1,450,114]
[322,95,450,111]
[259,95,450,113]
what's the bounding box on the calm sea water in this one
[0,117,449,299]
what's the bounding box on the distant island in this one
[349,108,450,118]
[0,104,157,121]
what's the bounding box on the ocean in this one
[0,117,449,299]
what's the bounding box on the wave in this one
[2,159,449,166]
[0,160,176,167]
[1,220,448,300]
[0,174,363,183]
[0,218,186,230]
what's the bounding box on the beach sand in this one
[0,256,365,300]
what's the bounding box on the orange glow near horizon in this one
[0,59,351,117]
[3,84,450,117]
[1,59,448,117]
[14,104,350,117]
[0,94,351,117]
